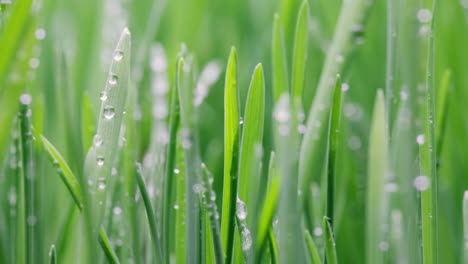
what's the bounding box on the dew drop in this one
[93,134,103,147]
[341,83,349,92]
[20,93,32,105]
[27,215,37,226]
[174,168,180,174]
[236,197,247,220]
[241,227,252,251]
[100,91,108,101]
[113,50,124,62]
[417,9,432,23]
[174,203,179,210]
[98,182,106,190]
[416,134,425,145]
[108,74,118,86]
[414,175,430,191]
[313,226,323,236]
[96,156,105,167]
[34,28,46,40]
[103,105,116,120]
[239,117,244,125]
[113,207,122,215]
[384,183,399,193]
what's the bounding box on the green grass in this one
[1,0,468,263]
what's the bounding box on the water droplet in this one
[341,83,349,92]
[100,91,108,101]
[414,175,430,191]
[108,74,118,86]
[111,167,118,176]
[103,105,115,120]
[174,168,180,174]
[193,184,204,194]
[416,134,425,145]
[20,93,32,105]
[239,117,244,125]
[34,28,46,40]
[400,90,409,101]
[96,156,105,167]
[113,50,123,62]
[241,227,252,251]
[181,129,192,149]
[384,183,399,193]
[313,227,323,236]
[93,134,103,147]
[29,58,40,69]
[417,9,432,23]
[174,203,179,210]
[236,197,247,220]
[150,44,168,72]
[113,207,122,215]
[98,182,106,190]
[348,135,362,150]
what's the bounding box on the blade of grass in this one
[325,75,344,227]
[135,163,163,262]
[81,94,96,154]
[98,227,120,264]
[323,217,337,264]
[40,135,83,210]
[435,69,451,162]
[366,90,389,264]
[14,120,25,264]
[268,228,279,264]
[48,244,56,264]
[290,0,308,102]
[222,47,239,253]
[272,14,289,102]
[175,142,187,264]
[305,229,321,264]
[225,133,240,264]
[463,191,468,263]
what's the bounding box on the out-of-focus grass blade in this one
[81,94,96,153]
[40,135,83,210]
[13,122,25,264]
[366,90,388,264]
[19,94,35,264]
[0,0,32,91]
[222,47,239,253]
[48,244,56,264]
[98,227,120,264]
[463,191,468,262]
[268,229,279,264]
[272,14,289,102]
[175,143,187,263]
[238,63,265,229]
[290,0,308,102]
[304,229,321,264]
[326,75,343,226]
[323,217,337,264]
[274,94,305,264]
[436,69,451,160]
[135,163,162,262]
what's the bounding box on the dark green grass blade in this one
[272,14,289,102]
[40,135,83,210]
[326,75,344,226]
[98,227,120,264]
[135,163,163,262]
[305,229,321,264]
[323,217,337,264]
[222,47,239,253]
[48,244,56,264]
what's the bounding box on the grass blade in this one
[291,0,309,102]
[323,217,337,264]
[48,245,56,264]
[14,121,25,264]
[225,133,240,264]
[436,69,451,161]
[272,14,289,102]
[268,229,279,264]
[175,143,187,263]
[40,135,83,210]
[366,90,389,264]
[463,191,468,263]
[98,227,120,264]
[135,163,163,262]
[222,47,239,253]
[305,230,321,264]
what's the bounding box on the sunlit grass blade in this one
[325,75,344,226]
[272,14,289,102]
[225,133,239,264]
[222,47,239,253]
[290,0,308,102]
[18,94,36,264]
[304,229,321,264]
[135,163,162,262]
[98,227,120,264]
[366,90,389,264]
[436,69,451,160]
[463,191,468,262]
[323,217,337,264]
[175,143,187,263]
[48,244,56,264]
[268,229,279,264]
[238,63,265,231]
[40,135,83,210]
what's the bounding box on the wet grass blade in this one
[175,143,187,263]
[305,230,321,264]
[40,135,83,210]
[272,14,289,102]
[366,90,388,264]
[290,0,308,102]
[135,163,162,262]
[326,75,343,226]
[323,217,337,264]
[98,227,120,264]
[222,47,239,253]
[48,245,56,264]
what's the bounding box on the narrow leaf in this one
[98,227,120,264]
[323,217,337,264]
[291,0,309,102]
[272,14,289,102]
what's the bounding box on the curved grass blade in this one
[323,217,337,264]
[98,227,120,264]
[48,244,57,264]
[304,230,321,264]
[325,75,343,227]
[135,163,163,262]
[222,47,239,253]
[272,14,289,102]
[238,63,265,230]
[366,90,389,264]
[291,0,309,102]
[40,135,83,210]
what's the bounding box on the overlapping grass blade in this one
[48,244,56,264]
[323,217,337,264]
[304,230,321,264]
[272,14,289,102]
[290,0,308,102]
[268,229,279,264]
[40,135,83,210]
[98,227,120,264]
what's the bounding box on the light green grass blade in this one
[305,230,321,264]
[272,14,289,102]
[436,69,451,160]
[290,0,308,102]
[225,133,240,264]
[18,94,36,264]
[13,121,25,264]
[83,27,131,227]
[222,47,239,253]
[463,191,468,263]
[48,244,56,264]
[323,217,337,264]
[40,135,83,210]
[135,163,163,262]
[366,90,389,264]
[175,143,187,264]
[268,228,279,264]
[81,94,96,154]
[0,0,32,91]
[238,63,265,230]
[326,75,343,226]
[98,227,120,264]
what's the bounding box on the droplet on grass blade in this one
[96,156,105,167]
[100,91,108,101]
[113,49,123,62]
[108,74,118,86]
[416,134,425,145]
[236,197,247,220]
[103,105,116,119]
[417,9,432,23]
[93,134,103,147]
[414,176,430,191]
